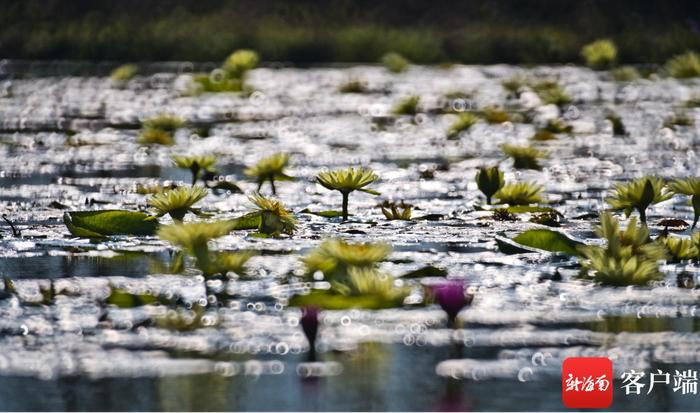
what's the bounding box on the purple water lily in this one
[433,282,472,326]
[300,306,319,348]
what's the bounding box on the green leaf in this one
[507,229,584,256]
[503,206,562,215]
[64,210,158,237]
[227,212,262,230]
[401,265,448,278]
[299,208,346,218]
[359,188,381,195]
[106,287,167,308]
[288,290,400,310]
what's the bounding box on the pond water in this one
[1,61,700,411]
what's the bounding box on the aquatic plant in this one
[191,49,259,94]
[494,182,543,206]
[663,114,694,129]
[475,166,504,205]
[142,115,185,134]
[530,81,572,106]
[382,52,409,73]
[610,66,641,82]
[446,113,478,138]
[110,64,138,83]
[244,153,294,195]
[147,185,208,222]
[684,95,700,108]
[531,130,557,141]
[172,155,217,185]
[393,95,420,115]
[157,220,236,276]
[138,115,185,146]
[606,176,672,224]
[248,193,297,236]
[210,251,255,278]
[332,267,409,305]
[137,128,174,146]
[222,49,259,79]
[492,208,517,221]
[135,182,178,195]
[661,235,699,262]
[316,167,380,221]
[668,177,700,228]
[433,282,472,327]
[502,77,526,96]
[581,39,617,69]
[379,200,412,220]
[542,118,572,134]
[303,238,391,282]
[481,107,510,124]
[339,79,368,94]
[606,114,627,136]
[500,144,547,170]
[579,213,666,286]
[666,51,700,78]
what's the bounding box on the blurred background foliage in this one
[1,0,700,64]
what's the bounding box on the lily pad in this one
[105,287,168,308]
[497,229,583,256]
[64,210,158,237]
[289,290,401,310]
[227,212,262,230]
[299,208,346,218]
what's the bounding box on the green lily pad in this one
[227,212,262,230]
[106,287,168,308]
[64,210,158,237]
[289,290,401,310]
[497,229,583,256]
[504,206,562,216]
[299,208,346,218]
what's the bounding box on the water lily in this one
[579,213,666,286]
[581,39,617,70]
[433,282,472,327]
[248,193,297,236]
[661,235,699,262]
[494,182,543,206]
[317,167,380,221]
[382,52,409,73]
[447,113,478,138]
[110,64,138,84]
[303,238,391,282]
[669,177,700,228]
[475,166,504,205]
[393,95,420,115]
[379,200,412,221]
[244,153,294,195]
[137,114,185,146]
[172,155,217,185]
[500,144,547,170]
[147,185,208,222]
[222,49,259,79]
[157,220,236,276]
[331,267,409,305]
[666,51,700,78]
[606,176,671,224]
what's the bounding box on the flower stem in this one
[269,177,276,195]
[638,207,647,225]
[341,191,349,221]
